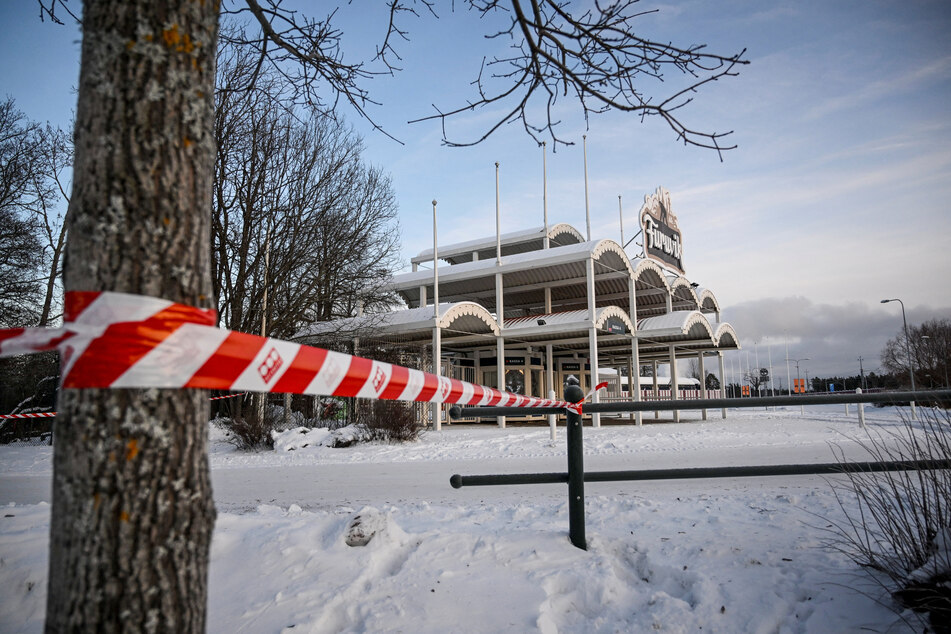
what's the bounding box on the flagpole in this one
[583,135,591,241]
[542,142,549,249]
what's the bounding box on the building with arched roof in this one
[298,187,740,428]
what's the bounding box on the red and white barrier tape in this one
[2,392,248,419]
[0,291,591,413]
[209,392,248,401]
[0,412,56,420]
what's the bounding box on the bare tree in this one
[744,367,767,396]
[0,98,46,327]
[882,318,951,390]
[31,124,72,326]
[213,39,401,340]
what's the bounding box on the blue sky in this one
[1,0,949,381]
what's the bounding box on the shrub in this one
[826,406,951,632]
[352,399,419,443]
[221,398,285,451]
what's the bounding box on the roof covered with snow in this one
[411,223,585,266]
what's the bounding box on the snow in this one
[0,405,930,632]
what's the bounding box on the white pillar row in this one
[698,351,707,421]
[628,276,642,425]
[586,257,601,427]
[495,271,505,429]
[669,344,680,423]
[718,351,728,419]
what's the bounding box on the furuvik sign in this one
[639,186,684,274]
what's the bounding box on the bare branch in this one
[412,0,749,153]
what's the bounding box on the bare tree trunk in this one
[48,1,218,631]
[37,225,65,328]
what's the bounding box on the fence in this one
[449,387,951,550]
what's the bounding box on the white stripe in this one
[398,369,427,401]
[230,338,301,392]
[76,292,173,326]
[477,388,493,406]
[303,350,353,396]
[357,361,392,399]
[457,381,474,405]
[111,324,229,388]
[430,376,452,403]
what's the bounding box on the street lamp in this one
[790,358,809,393]
[919,335,948,388]
[790,357,809,415]
[881,298,917,420]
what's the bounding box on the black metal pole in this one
[449,389,951,419]
[448,458,951,490]
[564,379,586,550]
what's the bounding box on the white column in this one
[432,325,442,431]
[652,360,659,419]
[546,343,554,400]
[718,351,727,419]
[586,257,600,427]
[698,352,707,421]
[628,275,642,425]
[496,336,505,429]
[432,199,442,431]
[670,345,680,423]
[496,271,505,428]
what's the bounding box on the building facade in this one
[299,187,740,427]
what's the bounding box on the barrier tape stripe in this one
[2,394,246,418]
[0,291,586,414]
[0,412,57,419]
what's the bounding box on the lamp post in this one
[921,335,948,388]
[881,298,917,420]
[791,357,809,415]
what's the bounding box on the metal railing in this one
[449,387,951,550]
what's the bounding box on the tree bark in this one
[48,1,218,631]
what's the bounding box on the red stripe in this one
[416,372,440,402]
[271,346,329,394]
[333,357,373,397]
[466,384,485,405]
[64,291,101,322]
[0,329,25,346]
[485,388,502,406]
[64,304,209,388]
[186,331,267,389]
[378,364,409,400]
[445,378,466,403]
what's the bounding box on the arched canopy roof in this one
[392,239,637,317]
[666,274,700,311]
[294,301,498,346]
[695,287,720,313]
[629,258,672,318]
[712,322,739,349]
[634,310,717,361]
[492,305,635,352]
[411,223,585,266]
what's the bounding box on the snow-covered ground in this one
[0,405,931,632]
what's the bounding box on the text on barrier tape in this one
[0,291,586,413]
